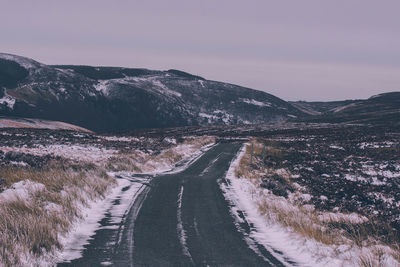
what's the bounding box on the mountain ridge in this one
[1,53,398,132]
[0,53,305,132]
[291,92,400,124]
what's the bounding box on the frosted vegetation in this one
[0,123,398,266]
[226,136,400,267]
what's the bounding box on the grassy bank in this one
[0,164,114,266]
[0,133,215,266]
[234,140,400,266]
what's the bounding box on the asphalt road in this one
[60,143,292,266]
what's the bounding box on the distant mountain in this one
[292,92,400,124]
[0,53,305,132]
[290,100,359,115]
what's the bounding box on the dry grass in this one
[235,140,284,180]
[358,246,400,267]
[105,136,215,173]
[0,164,115,266]
[235,141,261,180]
[106,150,144,172]
[235,140,400,267]
[256,192,341,246]
[183,136,216,146]
[0,135,215,265]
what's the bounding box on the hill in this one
[0,53,305,132]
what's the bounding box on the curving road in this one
[59,143,293,266]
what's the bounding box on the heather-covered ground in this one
[0,123,398,266]
[224,124,400,266]
[260,125,400,240]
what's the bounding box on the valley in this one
[0,52,399,266]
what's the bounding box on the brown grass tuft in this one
[105,136,215,173]
[0,164,115,265]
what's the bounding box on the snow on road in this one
[221,145,400,267]
[57,142,215,264]
[176,185,194,263]
[221,146,330,266]
[57,176,143,262]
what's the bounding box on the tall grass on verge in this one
[235,140,400,267]
[0,164,115,266]
[106,136,216,172]
[0,136,215,265]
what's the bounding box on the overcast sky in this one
[1,0,399,101]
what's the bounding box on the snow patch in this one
[0,94,16,109]
[329,145,345,150]
[199,110,233,124]
[0,53,42,69]
[151,79,182,97]
[98,136,140,142]
[318,212,368,224]
[163,137,177,144]
[57,176,145,262]
[241,98,272,107]
[176,186,193,262]
[0,180,45,203]
[94,80,110,95]
[198,80,205,88]
[359,142,395,149]
[332,103,358,113]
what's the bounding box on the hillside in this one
[290,100,359,115]
[293,92,400,124]
[0,53,305,132]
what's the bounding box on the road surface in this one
[59,143,293,266]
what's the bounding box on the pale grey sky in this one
[1,0,399,101]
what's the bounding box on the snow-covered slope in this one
[293,92,400,124]
[0,53,305,132]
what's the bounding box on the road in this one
[59,143,292,266]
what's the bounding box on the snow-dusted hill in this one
[292,92,400,124]
[0,53,305,132]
